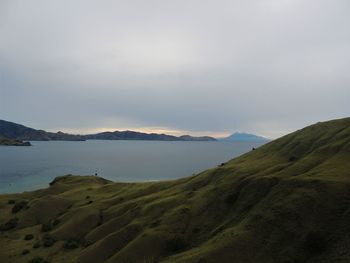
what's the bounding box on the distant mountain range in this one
[84,131,215,141]
[0,120,271,143]
[0,120,85,141]
[220,132,270,142]
[0,120,216,142]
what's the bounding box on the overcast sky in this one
[0,0,349,138]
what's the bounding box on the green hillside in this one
[0,117,349,263]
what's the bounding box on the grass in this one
[0,117,349,262]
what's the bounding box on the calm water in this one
[0,140,263,193]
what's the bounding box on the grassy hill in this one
[0,120,85,141]
[0,117,349,263]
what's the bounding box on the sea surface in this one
[0,140,264,193]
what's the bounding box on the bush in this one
[192,227,201,233]
[22,249,30,255]
[12,201,28,213]
[49,177,59,186]
[28,257,48,263]
[288,156,298,162]
[304,231,328,254]
[42,234,56,247]
[41,222,53,232]
[0,217,18,231]
[225,192,239,205]
[165,236,188,253]
[33,241,41,248]
[8,199,16,204]
[52,219,60,226]
[150,220,160,228]
[63,238,80,249]
[24,234,34,240]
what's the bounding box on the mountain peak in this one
[221,132,269,142]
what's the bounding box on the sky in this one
[0,0,349,139]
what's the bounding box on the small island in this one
[0,136,31,146]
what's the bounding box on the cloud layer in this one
[1,0,349,138]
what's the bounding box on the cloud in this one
[1,0,349,138]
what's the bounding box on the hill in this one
[0,120,85,141]
[0,120,216,142]
[0,117,349,263]
[83,131,216,141]
[220,132,269,142]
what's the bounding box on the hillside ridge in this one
[0,120,216,142]
[0,117,349,263]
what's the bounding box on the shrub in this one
[22,249,30,255]
[41,222,53,232]
[97,209,103,226]
[0,217,18,231]
[150,220,160,228]
[49,177,59,186]
[52,219,60,226]
[63,238,80,249]
[33,241,41,248]
[192,227,201,233]
[42,234,56,247]
[288,156,298,162]
[28,257,48,263]
[24,234,34,240]
[304,231,328,254]
[165,236,188,253]
[8,199,16,204]
[225,192,239,205]
[12,201,28,213]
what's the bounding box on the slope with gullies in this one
[0,117,350,263]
